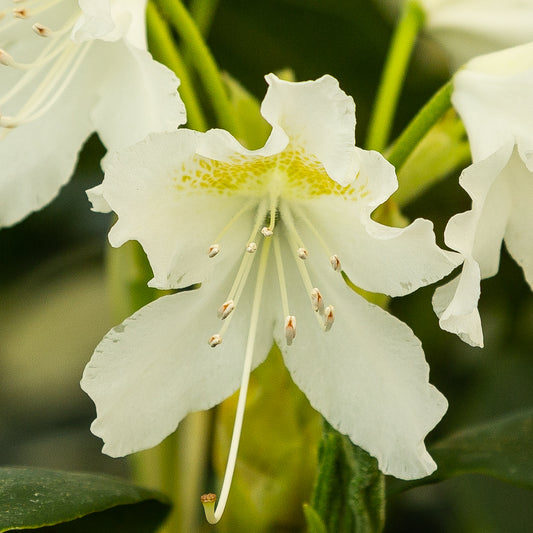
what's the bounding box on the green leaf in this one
[311,423,385,533]
[0,467,171,532]
[388,409,533,495]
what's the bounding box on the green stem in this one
[386,80,453,171]
[365,0,425,152]
[146,1,207,131]
[189,0,220,35]
[155,0,241,136]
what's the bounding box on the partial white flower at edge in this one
[433,42,533,347]
[420,0,533,70]
[374,0,533,71]
[81,74,461,489]
[0,0,185,228]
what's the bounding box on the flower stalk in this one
[146,1,207,131]
[366,0,425,152]
[154,0,241,136]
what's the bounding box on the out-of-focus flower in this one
[433,42,533,347]
[420,0,533,69]
[374,0,533,70]
[81,74,459,487]
[0,0,185,227]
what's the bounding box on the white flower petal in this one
[81,265,274,457]
[260,74,360,186]
[432,260,484,347]
[196,126,288,162]
[446,144,513,278]
[504,152,533,289]
[422,1,533,70]
[86,184,112,213]
[275,244,447,479]
[73,0,148,45]
[293,149,459,297]
[0,52,96,227]
[102,130,255,289]
[72,0,116,43]
[453,44,533,165]
[91,41,185,152]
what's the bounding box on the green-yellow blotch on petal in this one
[82,74,460,524]
[0,0,185,228]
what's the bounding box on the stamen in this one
[0,115,17,128]
[281,204,328,329]
[32,23,51,37]
[330,254,342,272]
[13,8,28,18]
[217,300,235,320]
[273,235,291,318]
[200,493,217,524]
[0,49,16,67]
[246,242,257,253]
[201,237,272,525]
[208,244,220,258]
[208,334,222,347]
[284,316,296,345]
[261,226,273,237]
[324,305,335,331]
[311,288,325,315]
[297,247,308,260]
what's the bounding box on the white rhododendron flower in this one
[433,42,533,347]
[0,0,185,227]
[82,74,460,501]
[420,0,533,69]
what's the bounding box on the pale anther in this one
[284,315,296,346]
[13,8,27,18]
[246,242,257,253]
[311,288,325,314]
[297,247,308,260]
[261,226,273,237]
[324,305,335,331]
[0,49,15,67]
[208,244,220,258]
[217,300,235,320]
[208,334,222,347]
[32,23,51,37]
[330,254,342,272]
[0,115,17,128]
[201,493,217,525]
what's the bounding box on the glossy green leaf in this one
[0,467,170,532]
[388,409,533,495]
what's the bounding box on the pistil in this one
[201,236,272,524]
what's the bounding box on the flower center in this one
[0,0,89,135]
